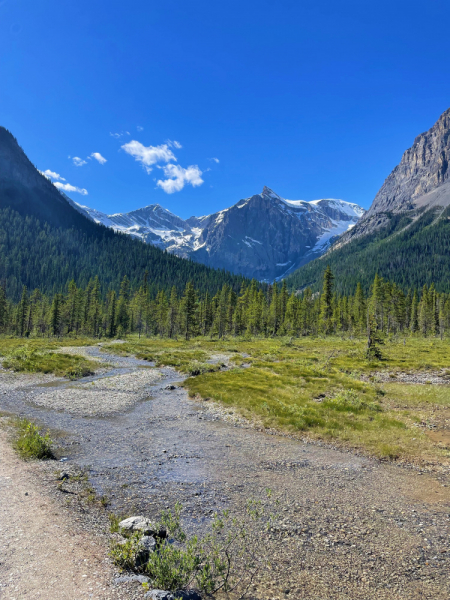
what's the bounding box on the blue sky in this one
[1,0,450,219]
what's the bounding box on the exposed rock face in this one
[76,186,364,281]
[340,107,450,244]
[368,107,450,216]
[191,187,364,280]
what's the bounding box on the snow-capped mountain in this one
[74,186,365,280]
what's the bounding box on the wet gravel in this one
[1,347,450,599]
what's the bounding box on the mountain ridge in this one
[286,106,450,292]
[73,185,365,281]
[0,126,249,300]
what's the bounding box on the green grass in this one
[12,417,54,460]
[103,334,450,463]
[102,341,222,375]
[2,345,97,379]
[0,336,95,356]
[4,334,450,463]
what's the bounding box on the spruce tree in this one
[17,286,29,337]
[319,266,334,335]
[180,281,197,340]
[0,285,7,333]
[50,293,62,337]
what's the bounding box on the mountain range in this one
[287,106,450,292]
[72,188,365,281]
[0,127,247,300]
[3,105,450,298]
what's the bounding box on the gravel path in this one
[1,347,450,599]
[0,431,146,600]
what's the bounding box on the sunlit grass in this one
[3,334,449,462]
[103,335,450,462]
[12,417,54,460]
[2,344,97,379]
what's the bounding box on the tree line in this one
[1,267,450,340]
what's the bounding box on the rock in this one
[135,535,157,567]
[144,591,173,600]
[141,535,157,552]
[58,472,70,481]
[114,574,150,585]
[165,385,176,390]
[119,516,156,536]
[144,590,201,600]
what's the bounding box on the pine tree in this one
[0,285,7,333]
[167,287,179,338]
[116,275,131,335]
[366,312,384,360]
[180,282,197,340]
[17,286,29,337]
[410,291,418,333]
[107,290,117,337]
[50,293,62,337]
[319,266,334,335]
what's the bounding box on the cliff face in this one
[339,107,450,244]
[192,187,364,280]
[368,107,450,216]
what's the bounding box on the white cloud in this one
[90,152,107,164]
[167,140,182,149]
[210,157,220,163]
[40,169,66,181]
[72,156,87,167]
[137,125,144,132]
[156,164,203,194]
[121,140,176,174]
[54,181,88,195]
[110,132,122,139]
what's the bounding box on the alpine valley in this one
[72,188,365,281]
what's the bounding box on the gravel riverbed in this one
[1,346,450,600]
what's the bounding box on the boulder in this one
[144,591,201,600]
[135,535,157,568]
[119,516,167,538]
[114,574,150,585]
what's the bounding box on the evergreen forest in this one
[286,207,450,294]
[2,267,449,341]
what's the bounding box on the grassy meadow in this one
[1,334,450,463]
[103,335,450,463]
[0,337,98,379]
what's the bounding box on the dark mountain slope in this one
[0,127,248,300]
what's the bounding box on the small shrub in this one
[112,495,281,596]
[325,390,382,413]
[111,532,144,570]
[12,417,54,460]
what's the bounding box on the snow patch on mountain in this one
[72,186,365,279]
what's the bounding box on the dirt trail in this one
[1,347,450,599]
[0,432,118,600]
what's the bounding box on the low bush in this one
[111,494,281,597]
[12,417,54,460]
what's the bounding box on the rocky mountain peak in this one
[366,107,450,218]
[261,186,282,200]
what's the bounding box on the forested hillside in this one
[0,127,247,300]
[0,207,248,301]
[286,205,450,294]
